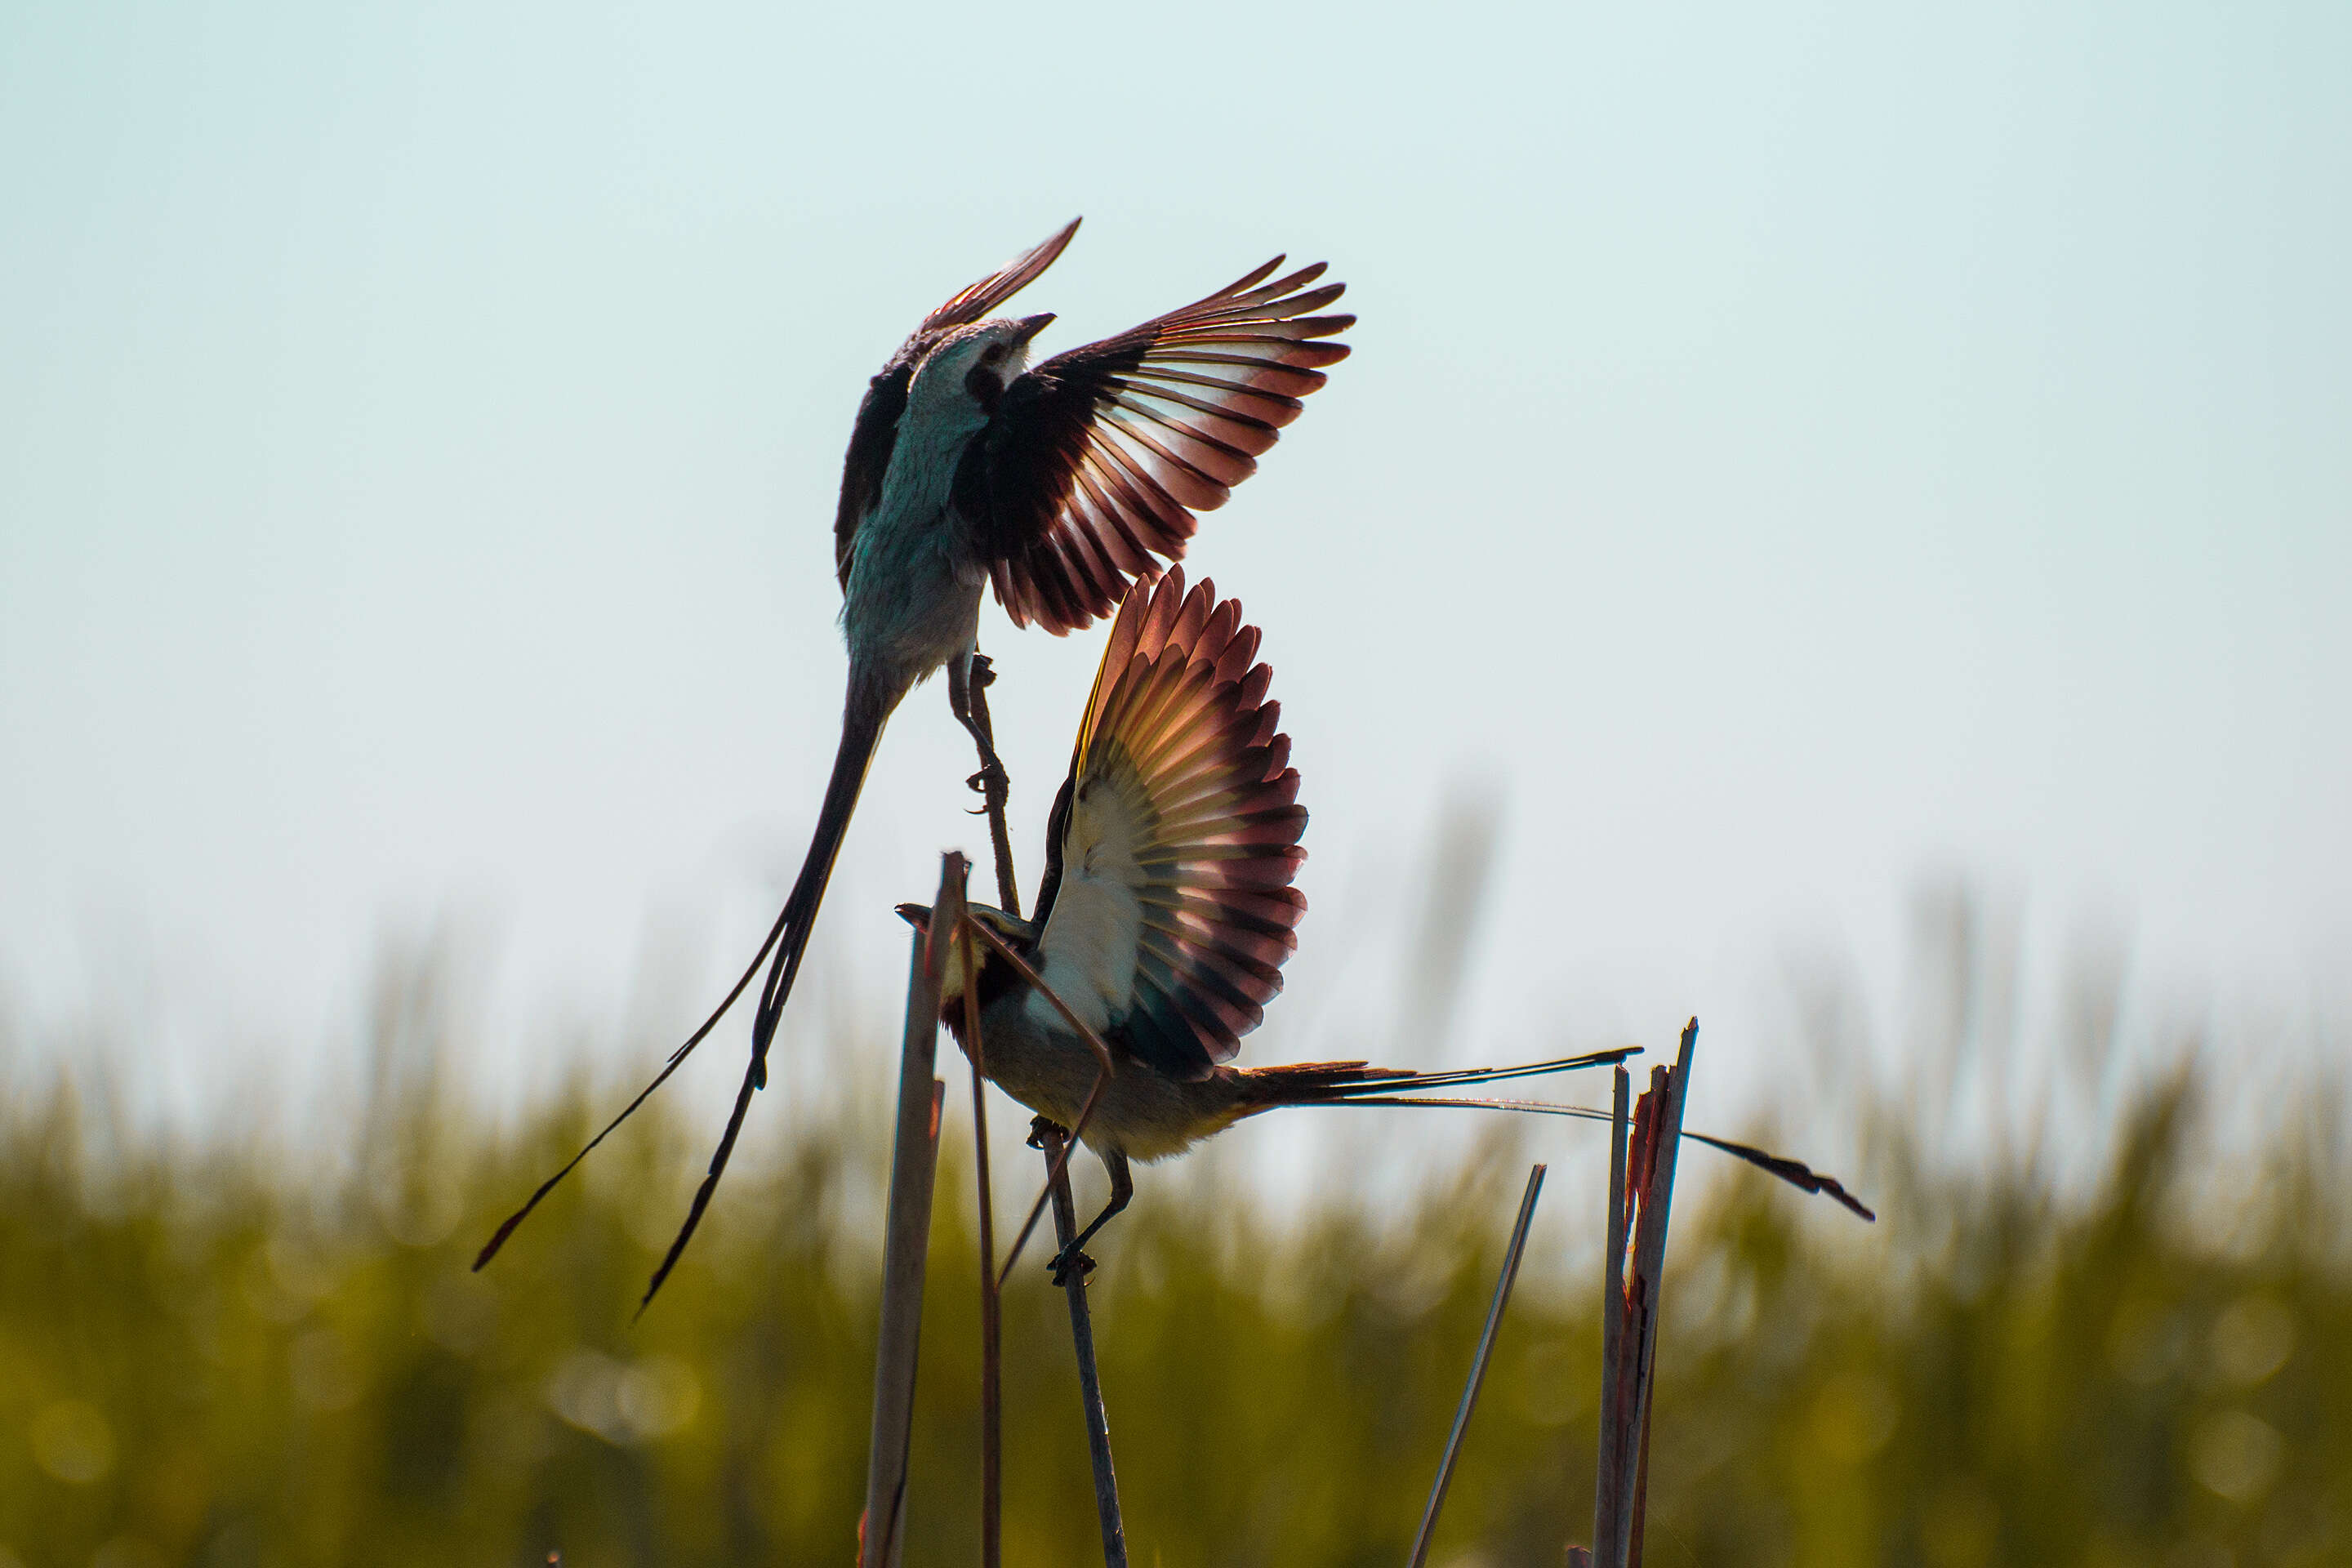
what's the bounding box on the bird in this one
[476,220,1355,1306]
[897,568,1642,1281]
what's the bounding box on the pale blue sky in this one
[2,0,2346,1147]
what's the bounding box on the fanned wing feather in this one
[917,217,1081,336]
[834,218,1082,589]
[959,263,1354,634]
[1030,569,1307,1080]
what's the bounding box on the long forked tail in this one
[473,701,888,1303]
[1236,1046,1642,1109]
[1301,1083,1879,1223]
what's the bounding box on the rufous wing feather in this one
[1030,569,1307,1080]
[961,262,1354,635]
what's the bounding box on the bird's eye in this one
[979,344,1004,365]
[964,363,1003,412]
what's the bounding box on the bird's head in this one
[905,314,1054,431]
[896,900,1033,1015]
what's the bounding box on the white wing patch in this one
[1029,759,1152,1036]
[1021,569,1307,1079]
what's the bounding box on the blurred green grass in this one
[3,972,2346,1567]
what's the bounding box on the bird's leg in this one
[1023,1116,1094,1279]
[1049,1148,1133,1286]
[949,650,1020,915]
[947,650,1008,795]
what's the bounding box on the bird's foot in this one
[1047,1241,1097,1287]
[966,759,1009,800]
[1026,1116,1067,1152]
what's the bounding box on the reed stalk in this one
[858,853,965,1568]
[1035,1118,1129,1567]
[960,920,1003,1568]
[1407,1161,1548,1568]
[1589,1019,1698,1568]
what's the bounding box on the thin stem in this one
[961,923,1001,1568]
[965,653,1021,915]
[964,920,1116,1076]
[1037,1120,1128,1568]
[993,1065,1110,1291]
[964,916,1123,1291]
[1407,1162,1548,1568]
[1592,1065,1632,1566]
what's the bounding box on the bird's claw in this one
[1025,1116,1067,1152]
[966,761,1007,798]
[1047,1244,1096,1286]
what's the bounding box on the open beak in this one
[894,902,932,933]
[1011,312,1054,346]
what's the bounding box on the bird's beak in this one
[894,902,932,933]
[1011,312,1054,345]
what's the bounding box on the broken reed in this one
[860,850,1130,1568]
[858,854,963,1568]
[1582,1021,1699,1568]
[875,795,1765,1568]
[876,872,1714,1568]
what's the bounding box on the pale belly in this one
[842,507,984,705]
[970,995,1245,1164]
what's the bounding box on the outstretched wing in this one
[834,218,1083,590]
[1029,569,1307,1080]
[952,261,1353,634]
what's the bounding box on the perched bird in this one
[899,569,1636,1280]
[478,221,1354,1305]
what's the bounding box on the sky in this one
[2,0,2346,1160]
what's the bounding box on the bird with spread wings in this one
[902,570,1875,1281]
[902,571,1637,1280]
[478,221,1354,1307]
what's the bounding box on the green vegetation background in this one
[3,948,2345,1568]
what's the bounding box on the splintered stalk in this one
[1589,1063,1632,1564]
[1408,1162,1548,1568]
[1036,1119,1129,1568]
[858,854,964,1568]
[1592,1019,1699,1568]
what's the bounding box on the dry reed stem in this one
[965,652,1021,915]
[1407,1161,1548,1568]
[964,650,1019,1562]
[1625,1020,1697,1566]
[1588,1063,1633,1565]
[960,919,1002,1568]
[993,1063,1109,1289]
[858,854,964,1568]
[960,917,1120,1290]
[1036,1118,1129,1567]
[1592,1018,1698,1568]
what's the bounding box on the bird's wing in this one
[954,261,1353,634]
[1028,568,1307,1080]
[915,216,1082,336]
[834,218,1083,590]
